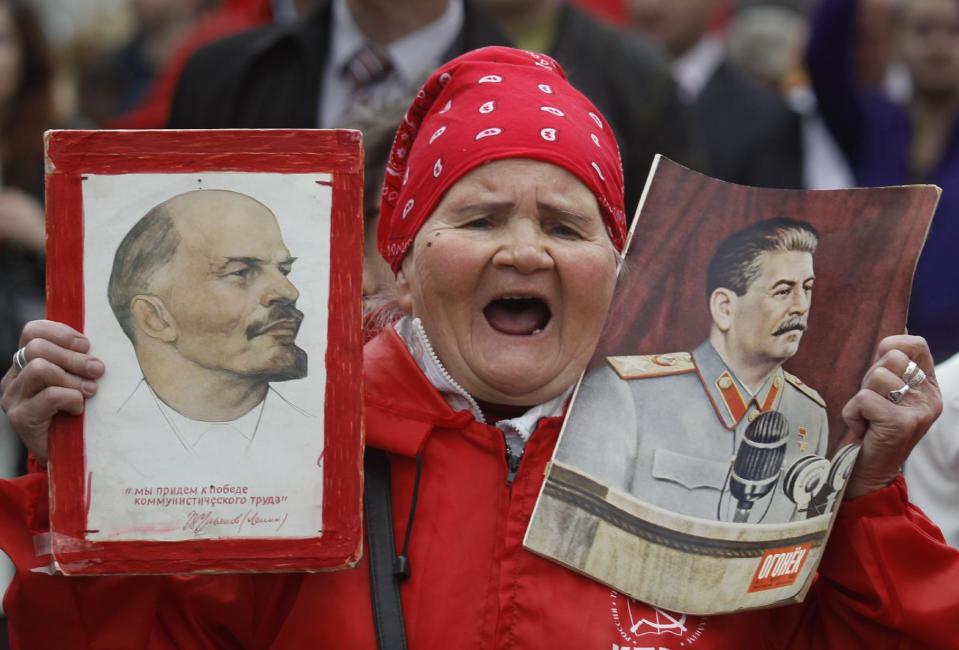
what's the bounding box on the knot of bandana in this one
[377,46,627,273]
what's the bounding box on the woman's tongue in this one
[484,298,549,336]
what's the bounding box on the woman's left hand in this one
[841,334,942,499]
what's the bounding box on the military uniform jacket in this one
[559,341,828,523]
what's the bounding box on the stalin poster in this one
[524,157,939,614]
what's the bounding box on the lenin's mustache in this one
[772,316,806,337]
[246,302,305,340]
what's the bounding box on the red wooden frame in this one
[44,129,364,574]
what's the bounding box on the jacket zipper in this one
[410,319,486,423]
[410,318,526,485]
[505,442,521,486]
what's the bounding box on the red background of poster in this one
[44,129,364,574]
[597,158,938,451]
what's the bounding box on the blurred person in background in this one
[106,0,279,129]
[854,0,912,102]
[479,0,697,215]
[335,96,411,332]
[726,0,854,189]
[79,0,214,125]
[807,0,959,362]
[905,351,959,548]
[0,0,62,641]
[0,0,57,442]
[627,0,804,189]
[166,1,511,131]
[165,0,690,216]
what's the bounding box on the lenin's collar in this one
[136,379,267,452]
[692,341,785,430]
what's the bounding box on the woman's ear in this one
[394,261,414,315]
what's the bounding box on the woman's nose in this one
[492,225,554,274]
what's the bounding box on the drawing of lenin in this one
[107,189,312,456]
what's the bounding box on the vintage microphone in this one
[729,411,790,523]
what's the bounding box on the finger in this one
[861,366,913,403]
[19,320,89,353]
[15,358,98,401]
[841,389,871,441]
[6,386,85,462]
[870,348,911,380]
[32,385,86,417]
[861,350,908,389]
[22,337,104,380]
[874,335,934,376]
[0,365,16,394]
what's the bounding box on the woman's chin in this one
[463,320,586,402]
[468,351,575,405]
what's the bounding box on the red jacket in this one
[2,328,958,648]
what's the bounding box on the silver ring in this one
[902,360,919,383]
[888,384,911,404]
[12,347,27,373]
[906,367,927,389]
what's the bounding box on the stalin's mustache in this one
[246,302,305,340]
[772,316,806,337]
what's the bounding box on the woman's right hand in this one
[0,320,103,465]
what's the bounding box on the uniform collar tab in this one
[693,341,784,428]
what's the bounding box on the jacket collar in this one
[692,340,785,429]
[364,318,569,457]
[364,325,463,457]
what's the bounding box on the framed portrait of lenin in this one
[43,129,363,574]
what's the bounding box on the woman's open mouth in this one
[483,296,552,336]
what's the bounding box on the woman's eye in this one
[550,224,581,239]
[462,217,494,229]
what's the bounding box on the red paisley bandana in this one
[377,46,627,273]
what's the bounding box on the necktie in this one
[345,43,394,93]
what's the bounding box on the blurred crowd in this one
[1,0,959,641]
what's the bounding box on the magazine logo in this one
[748,543,812,592]
[609,591,708,648]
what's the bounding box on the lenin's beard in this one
[245,302,308,381]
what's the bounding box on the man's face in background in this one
[627,0,718,57]
[152,191,307,382]
[901,0,959,98]
[725,250,815,371]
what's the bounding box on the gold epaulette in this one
[606,352,695,380]
[783,371,826,408]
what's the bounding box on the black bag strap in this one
[364,448,408,650]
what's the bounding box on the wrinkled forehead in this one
[439,158,603,213]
